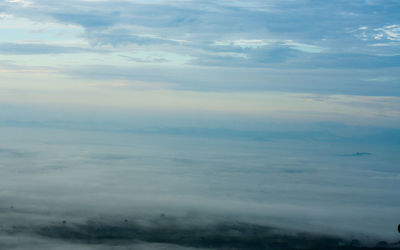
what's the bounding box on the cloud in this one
[0,125,399,250]
[0,0,398,69]
[0,147,27,157]
[354,24,400,44]
[0,42,105,55]
[283,40,325,53]
[0,0,398,102]
[51,12,116,28]
[303,53,400,69]
[340,152,372,157]
[0,59,55,73]
[109,80,172,89]
[120,54,169,63]
[58,63,400,96]
[213,39,270,49]
[85,28,182,47]
[5,0,32,7]
[373,25,400,42]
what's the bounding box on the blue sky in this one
[0,0,399,128]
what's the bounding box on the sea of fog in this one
[0,127,399,249]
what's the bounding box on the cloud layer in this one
[0,0,399,95]
[0,126,399,249]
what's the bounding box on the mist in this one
[1,125,399,249]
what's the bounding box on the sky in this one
[0,0,400,249]
[0,0,399,129]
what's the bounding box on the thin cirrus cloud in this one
[0,42,104,54]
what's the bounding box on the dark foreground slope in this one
[4,216,396,250]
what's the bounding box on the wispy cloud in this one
[1,0,399,69]
[0,0,399,112]
[0,42,104,54]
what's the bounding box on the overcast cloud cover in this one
[0,0,400,249]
